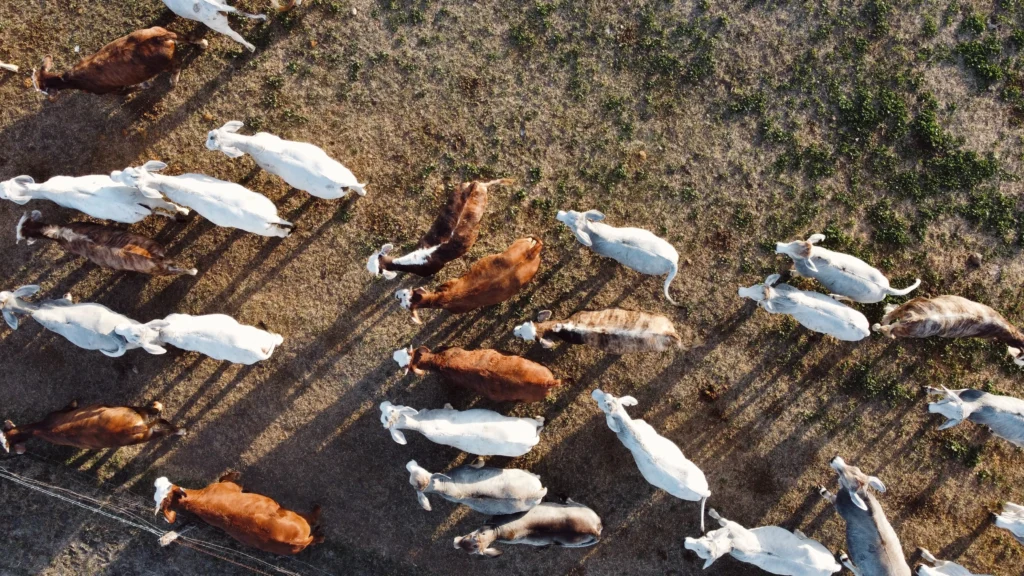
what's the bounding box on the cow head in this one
[406,460,449,511]
[1,420,26,454]
[393,346,428,375]
[591,389,638,434]
[367,243,398,279]
[380,401,418,444]
[206,121,247,158]
[556,209,605,247]
[154,477,186,523]
[0,285,40,330]
[395,288,426,323]
[454,529,501,557]
[775,234,825,270]
[925,387,974,430]
[115,320,170,355]
[0,176,35,204]
[684,527,733,569]
[738,274,780,308]
[110,161,167,199]
[829,456,886,511]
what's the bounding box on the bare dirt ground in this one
[1,0,1023,574]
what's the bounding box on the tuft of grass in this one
[868,200,910,246]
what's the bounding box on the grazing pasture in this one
[0,0,1023,574]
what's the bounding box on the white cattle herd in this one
[0,1,1021,573]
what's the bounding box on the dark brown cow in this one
[395,346,561,402]
[367,179,512,279]
[32,27,206,95]
[2,400,184,454]
[17,211,196,276]
[396,237,542,323]
[873,295,1024,366]
[156,472,323,555]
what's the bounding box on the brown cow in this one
[1,400,184,454]
[367,179,513,279]
[873,295,1024,366]
[394,345,561,402]
[32,27,206,95]
[17,211,196,276]
[155,472,323,555]
[395,237,542,324]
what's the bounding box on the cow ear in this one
[764,274,781,286]
[937,418,961,430]
[619,396,638,407]
[142,343,167,355]
[850,492,869,511]
[481,547,503,558]
[2,309,19,330]
[416,491,431,511]
[539,338,555,349]
[536,310,552,322]
[583,210,605,222]
[13,285,40,298]
[221,121,245,133]
[390,429,407,444]
[573,228,593,247]
[143,161,168,172]
[867,477,886,493]
[604,414,621,434]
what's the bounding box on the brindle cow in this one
[17,211,196,276]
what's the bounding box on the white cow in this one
[206,122,366,199]
[995,502,1024,545]
[556,210,680,304]
[925,387,1024,448]
[161,0,266,52]
[379,402,543,457]
[114,313,283,365]
[915,549,991,576]
[110,161,292,237]
[0,174,187,224]
[591,389,709,531]
[0,286,159,357]
[684,509,841,576]
[738,274,870,341]
[776,234,920,303]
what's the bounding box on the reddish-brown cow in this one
[396,237,542,323]
[2,400,184,454]
[395,345,561,402]
[33,27,206,95]
[156,472,323,555]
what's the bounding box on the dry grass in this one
[1,0,1023,574]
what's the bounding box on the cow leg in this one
[839,552,862,576]
[147,419,186,439]
[301,504,321,525]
